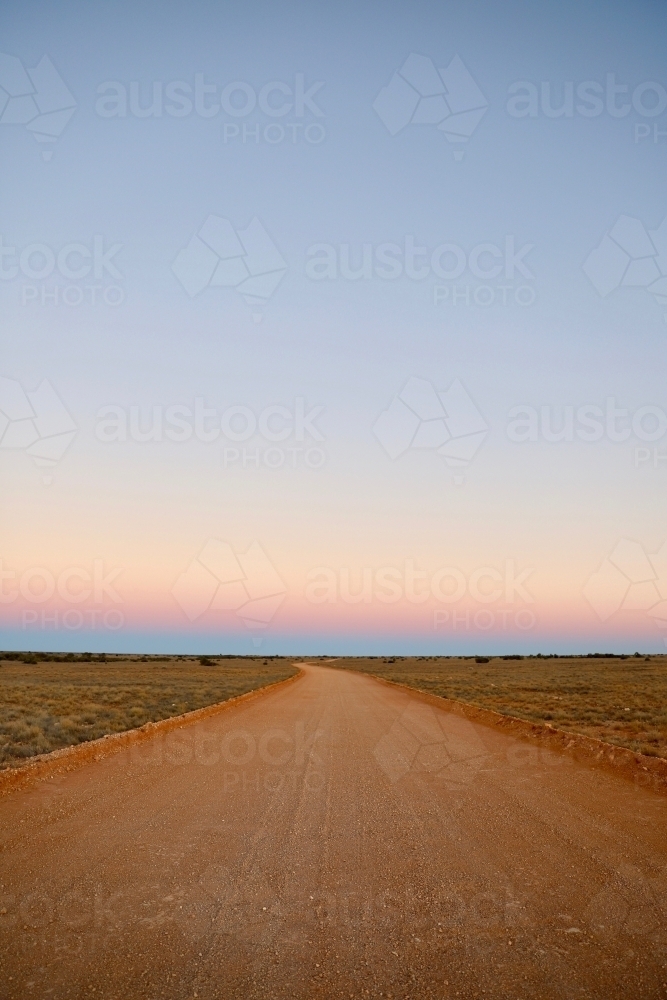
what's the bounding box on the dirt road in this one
[1,663,666,999]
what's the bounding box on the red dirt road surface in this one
[1,663,666,999]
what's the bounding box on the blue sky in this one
[1,0,667,653]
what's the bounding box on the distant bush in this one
[199,656,215,666]
[475,656,490,663]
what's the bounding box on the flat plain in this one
[1,663,666,1000]
[2,652,666,771]
[0,654,297,768]
[331,654,667,759]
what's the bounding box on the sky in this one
[1,0,667,654]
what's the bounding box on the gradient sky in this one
[1,0,666,654]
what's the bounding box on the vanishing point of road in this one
[1,663,666,999]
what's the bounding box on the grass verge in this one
[331,654,667,759]
[0,654,297,769]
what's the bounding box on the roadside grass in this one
[0,654,297,768]
[332,655,667,759]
